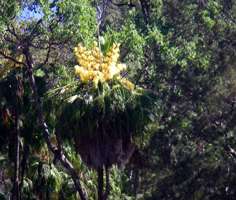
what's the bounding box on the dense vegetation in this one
[0,0,236,199]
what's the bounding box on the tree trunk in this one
[97,167,104,200]
[12,76,21,200]
[103,166,110,200]
[19,144,29,200]
[97,166,110,200]
[12,113,20,200]
[139,0,150,25]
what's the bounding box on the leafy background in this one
[0,0,236,199]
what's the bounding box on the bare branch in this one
[3,35,17,45]
[6,24,20,41]
[0,51,26,66]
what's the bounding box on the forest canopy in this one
[0,0,236,200]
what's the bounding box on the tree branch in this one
[0,51,26,66]
[28,19,43,41]
[6,24,20,41]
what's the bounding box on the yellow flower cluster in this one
[74,42,134,90]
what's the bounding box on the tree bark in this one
[97,166,110,200]
[12,76,21,200]
[139,0,150,25]
[12,111,20,200]
[103,166,110,200]
[97,167,104,200]
[19,143,29,200]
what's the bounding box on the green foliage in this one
[103,13,146,76]
[50,63,158,169]
[0,0,19,29]
[55,0,97,45]
[57,82,156,138]
[1,0,236,199]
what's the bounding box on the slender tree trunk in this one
[139,0,150,25]
[97,166,110,200]
[103,166,110,200]
[23,46,87,200]
[12,113,20,200]
[133,169,140,198]
[12,76,21,200]
[19,143,29,200]
[97,167,104,200]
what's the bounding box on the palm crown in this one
[55,42,157,168]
